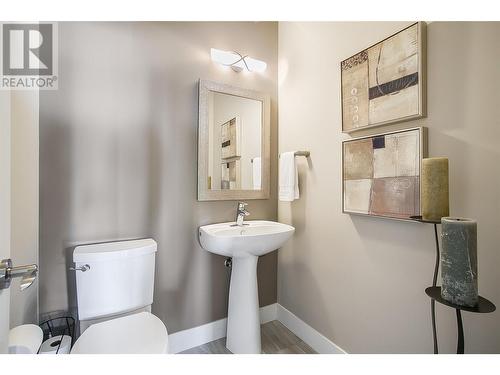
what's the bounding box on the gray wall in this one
[278,22,500,353]
[39,22,278,333]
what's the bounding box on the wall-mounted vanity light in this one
[210,48,267,73]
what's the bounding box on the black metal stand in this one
[456,310,464,354]
[431,223,440,354]
[412,215,496,353]
[411,215,497,354]
[425,286,495,354]
[411,216,441,354]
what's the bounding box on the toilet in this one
[70,239,168,354]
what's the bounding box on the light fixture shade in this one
[244,56,267,73]
[210,48,266,73]
[210,48,239,66]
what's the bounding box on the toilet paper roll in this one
[39,335,72,354]
[8,324,43,354]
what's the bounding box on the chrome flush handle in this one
[69,264,90,272]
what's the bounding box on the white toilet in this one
[70,238,168,354]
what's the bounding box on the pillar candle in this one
[441,217,478,307]
[421,157,449,221]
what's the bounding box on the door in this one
[0,91,12,353]
[0,90,39,353]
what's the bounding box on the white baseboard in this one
[168,316,227,354]
[168,302,346,354]
[259,303,278,324]
[168,303,278,354]
[276,304,346,354]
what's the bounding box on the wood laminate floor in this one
[180,320,316,354]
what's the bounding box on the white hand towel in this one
[279,151,299,201]
[252,157,261,190]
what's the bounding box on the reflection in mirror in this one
[208,92,262,191]
[198,80,270,201]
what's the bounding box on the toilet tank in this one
[73,239,157,321]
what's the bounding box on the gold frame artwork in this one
[342,127,428,221]
[341,22,427,133]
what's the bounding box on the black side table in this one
[425,286,496,354]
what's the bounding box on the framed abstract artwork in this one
[341,22,427,133]
[342,127,428,220]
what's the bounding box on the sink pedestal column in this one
[226,255,261,354]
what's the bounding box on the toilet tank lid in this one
[73,239,157,262]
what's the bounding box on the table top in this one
[425,286,496,313]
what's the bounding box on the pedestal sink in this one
[198,220,294,354]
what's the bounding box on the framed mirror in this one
[198,80,270,201]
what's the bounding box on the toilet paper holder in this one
[0,258,38,291]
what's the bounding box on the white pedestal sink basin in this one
[199,220,294,354]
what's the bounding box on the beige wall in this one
[278,22,500,353]
[39,22,278,333]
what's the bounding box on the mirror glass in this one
[198,80,270,201]
[208,91,262,191]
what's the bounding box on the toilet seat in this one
[70,312,168,354]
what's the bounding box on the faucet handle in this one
[234,202,250,226]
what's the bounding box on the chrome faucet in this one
[235,202,250,226]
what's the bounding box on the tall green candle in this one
[441,217,478,307]
[421,157,449,221]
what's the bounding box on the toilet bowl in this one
[71,312,167,354]
[70,239,168,354]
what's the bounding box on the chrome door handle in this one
[69,264,90,272]
[0,258,38,291]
